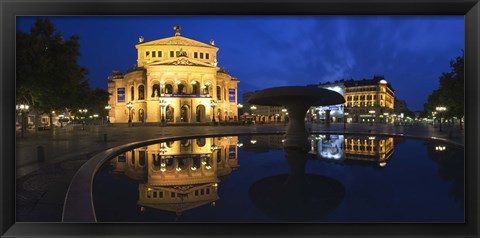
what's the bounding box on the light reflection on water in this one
[92,134,464,222]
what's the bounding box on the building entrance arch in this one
[166,105,174,122]
[180,105,190,122]
[196,105,206,122]
[138,109,144,122]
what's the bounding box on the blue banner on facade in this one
[118,153,126,162]
[161,154,210,159]
[117,88,125,102]
[163,94,210,98]
[229,89,236,102]
[229,145,236,159]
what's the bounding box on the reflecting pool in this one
[92,134,464,222]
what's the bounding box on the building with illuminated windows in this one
[109,136,239,216]
[310,76,395,124]
[107,26,240,124]
[309,134,394,167]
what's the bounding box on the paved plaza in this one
[15,122,464,221]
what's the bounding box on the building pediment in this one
[147,57,216,68]
[137,36,217,49]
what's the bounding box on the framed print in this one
[1,0,479,237]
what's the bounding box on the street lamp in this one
[59,114,65,128]
[211,100,217,124]
[16,103,29,138]
[435,106,447,132]
[369,110,375,126]
[105,105,112,123]
[251,105,257,123]
[93,114,99,125]
[237,103,243,122]
[126,101,133,127]
[281,108,287,125]
[78,109,88,130]
[159,99,167,126]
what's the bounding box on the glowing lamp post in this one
[59,114,65,128]
[16,103,29,138]
[105,105,112,123]
[126,101,133,127]
[251,105,257,122]
[435,106,447,132]
[79,109,88,130]
[237,103,243,122]
[159,99,167,126]
[281,108,287,125]
[211,100,217,124]
[93,114,99,125]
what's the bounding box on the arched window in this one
[152,84,160,97]
[192,81,200,94]
[203,84,210,95]
[139,151,146,166]
[178,84,185,94]
[166,105,174,122]
[181,106,189,122]
[138,109,144,122]
[196,138,206,147]
[130,86,135,101]
[138,85,145,100]
[166,84,173,94]
[216,86,221,100]
[196,105,205,122]
[181,139,190,147]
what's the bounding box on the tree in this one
[423,52,464,128]
[16,17,108,127]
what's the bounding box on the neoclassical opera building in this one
[107,26,240,124]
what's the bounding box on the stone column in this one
[284,104,310,150]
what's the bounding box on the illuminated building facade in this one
[242,91,287,123]
[344,76,395,124]
[107,26,240,124]
[312,76,395,124]
[310,134,394,167]
[109,136,239,215]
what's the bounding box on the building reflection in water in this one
[109,136,239,217]
[308,134,394,167]
[106,134,394,220]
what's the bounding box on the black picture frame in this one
[1,0,479,237]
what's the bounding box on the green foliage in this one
[16,17,108,115]
[423,52,464,119]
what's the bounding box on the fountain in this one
[248,86,345,150]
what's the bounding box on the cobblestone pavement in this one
[15,122,464,221]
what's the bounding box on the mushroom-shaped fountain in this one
[248,86,345,150]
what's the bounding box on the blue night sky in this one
[17,16,464,111]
